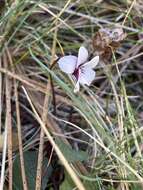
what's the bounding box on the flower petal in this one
[58,55,77,73]
[79,67,96,86]
[84,56,99,68]
[74,80,80,93]
[77,46,88,67]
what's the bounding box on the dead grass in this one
[0,0,143,189]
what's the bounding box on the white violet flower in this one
[58,46,99,93]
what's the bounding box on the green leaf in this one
[55,138,88,163]
[13,151,53,190]
[60,171,75,190]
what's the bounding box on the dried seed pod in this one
[92,27,126,61]
[109,28,127,42]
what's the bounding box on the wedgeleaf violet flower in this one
[58,46,99,93]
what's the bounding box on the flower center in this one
[72,68,79,80]
[72,64,86,80]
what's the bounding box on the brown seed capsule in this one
[92,27,126,61]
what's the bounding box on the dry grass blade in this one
[35,83,49,190]
[48,4,139,32]
[0,67,49,94]
[35,129,45,190]
[4,52,13,190]
[29,91,88,176]
[0,122,8,189]
[35,4,63,188]
[0,57,2,134]
[14,81,28,190]
[22,86,86,190]
[122,0,137,26]
[6,48,28,190]
[0,0,142,189]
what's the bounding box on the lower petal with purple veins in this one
[78,66,96,86]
